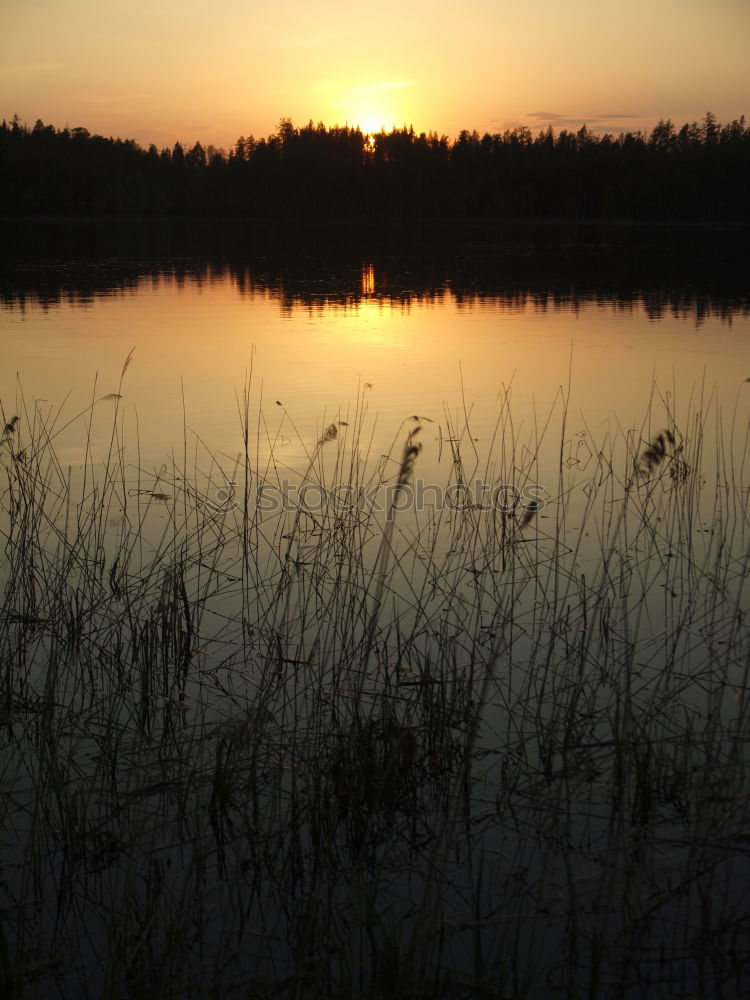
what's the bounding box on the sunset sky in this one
[3,0,749,150]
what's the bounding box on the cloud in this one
[284,29,345,50]
[86,95,153,106]
[0,62,67,76]
[524,110,642,130]
[487,110,653,138]
[350,80,414,99]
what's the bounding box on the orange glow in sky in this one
[2,0,749,150]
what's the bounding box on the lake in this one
[2,221,750,998]
[2,221,749,475]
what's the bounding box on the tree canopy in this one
[2,113,748,221]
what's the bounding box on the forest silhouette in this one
[1,112,748,221]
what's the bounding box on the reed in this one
[1,374,749,998]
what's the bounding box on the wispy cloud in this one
[523,110,642,131]
[284,29,345,50]
[86,95,153,106]
[526,111,565,121]
[0,62,67,76]
[350,80,414,99]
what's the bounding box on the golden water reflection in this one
[361,263,376,296]
[2,268,749,492]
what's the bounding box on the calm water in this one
[3,230,750,996]
[2,243,749,484]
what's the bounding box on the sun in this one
[357,114,388,138]
[335,80,415,138]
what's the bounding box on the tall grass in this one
[1,372,749,998]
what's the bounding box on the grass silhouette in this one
[1,370,749,998]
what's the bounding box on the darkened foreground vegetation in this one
[2,369,750,998]
[2,111,749,220]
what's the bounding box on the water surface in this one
[2,239,749,482]
[2,228,750,997]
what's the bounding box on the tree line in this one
[1,112,748,221]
